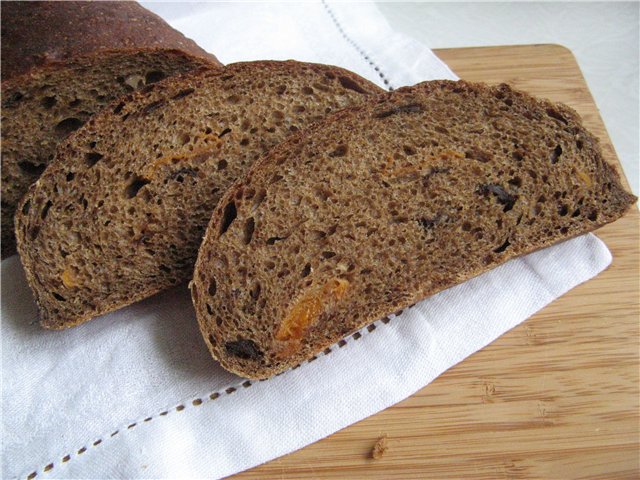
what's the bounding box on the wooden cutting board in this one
[237,45,640,479]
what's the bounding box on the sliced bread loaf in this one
[192,80,636,379]
[1,1,221,257]
[15,61,382,329]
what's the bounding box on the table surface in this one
[236,44,640,479]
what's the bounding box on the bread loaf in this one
[1,1,221,257]
[192,80,636,379]
[15,61,382,329]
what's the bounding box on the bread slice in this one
[192,80,636,379]
[1,1,221,258]
[15,61,382,329]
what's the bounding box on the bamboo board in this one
[237,45,639,479]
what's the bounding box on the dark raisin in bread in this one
[192,80,636,379]
[15,60,382,329]
[1,1,221,257]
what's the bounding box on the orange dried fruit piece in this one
[276,278,349,342]
[61,267,79,288]
[576,168,593,188]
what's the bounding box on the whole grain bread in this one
[1,1,221,257]
[192,80,636,379]
[15,61,382,329]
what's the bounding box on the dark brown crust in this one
[1,1,220,80]
[192,80,636,379]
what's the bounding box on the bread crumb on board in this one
[371,434,389,460]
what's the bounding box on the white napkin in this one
[1,2,613,479]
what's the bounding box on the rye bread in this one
[1,1,221,257]
[192,80,636,379]
[15,61,382,329]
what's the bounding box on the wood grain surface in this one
[236,45,640,479]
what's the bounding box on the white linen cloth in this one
[1,2,613,478]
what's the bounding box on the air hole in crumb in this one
[403,145,417,156]
[29,225,40,240]
[145,71,166,84]
[276,85,287,94]
[69,98,82,107]
[558,204,569,216]
[250,282,261,301]
[22,200,31,215]
[322,251,336,259]
[85,152,103,167]
[219,201,237,235]
[588,211,598,221]
[550,145,563,164]
[576,139,584,150]
[243,217,255,244]
[159,265,170,273]
[218,128,232,138]
[172,88,195,100]
[266,236,286,245]
[338,75,366,93]
[208,277,217,297]
[493,239,511,253]
[240,138,249,146]
[18,161,46,175]
[301,263,311,277]
[572,208,581,217]
[54,117,84,137]
[302,86,314,95]
[41,96,57,109]
[206,303,213,315]
[125,176,150,198]
[462,221,471,232]
[66,172,75,181]
[507,177,522,188]
[329,144,348,157]
[560,226,569,234]
[465,147,491,163]
[52,292,66,301]
[41,200,52,219]
[113,102,125,114]
[217,159,228,170]
[546,108,568,124]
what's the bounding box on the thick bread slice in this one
[1,1,221,258]
[15,61,382,329]
[192,80,636,379]
[2,50,215,258]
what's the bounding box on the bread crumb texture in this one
[14,60,381,329]
[371,434,389,460]
[192,80,636,379]
[1,50,214,258]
